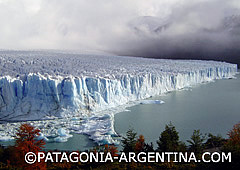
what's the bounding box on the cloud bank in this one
[0,0,240,64]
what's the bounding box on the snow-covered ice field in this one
[0,50,238,145]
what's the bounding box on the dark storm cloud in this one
[0,0,239,65]
[105,0,240,65]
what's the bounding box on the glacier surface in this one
[0,50,238,145]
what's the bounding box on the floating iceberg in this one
[0,136,14,142]
[54,136,68,143]
[58,128,68,137]
[37,132,49,141]
[0,50,238,144]
[54,129,73,143]
[73,113,119,145]
[139,100,165,105]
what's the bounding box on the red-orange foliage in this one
[13,123,46,170]
[135,135,145,153]
[228,122,240,146]
[104,144,119,157]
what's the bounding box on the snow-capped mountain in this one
[128,16,170,35]
[128,14,240,36]
[222,14,240,34]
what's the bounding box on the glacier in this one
[0,50,238,145]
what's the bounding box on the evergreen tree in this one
[187,129,206,155]
[144,142,154,152]
[121,128,137,152]
[205,133,226,149]
[157,122,180,152]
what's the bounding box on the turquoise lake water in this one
[114,72,240,146]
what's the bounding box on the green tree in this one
[121,128,137,152]
[204,133,226,149]
[144,142,154,152]
[157,122,180,152]
[187,129,206,155]
[178,141,187,152]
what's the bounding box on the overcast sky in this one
[0,0,240,64]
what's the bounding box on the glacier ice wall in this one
[0,58,237,121]
[0,51,238,145]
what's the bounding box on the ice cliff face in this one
[0,51,238,121]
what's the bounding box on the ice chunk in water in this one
[139,100,165,105]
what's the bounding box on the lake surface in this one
[115,72,240,147]
[1,72,239,150]
[0,133,96,151]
